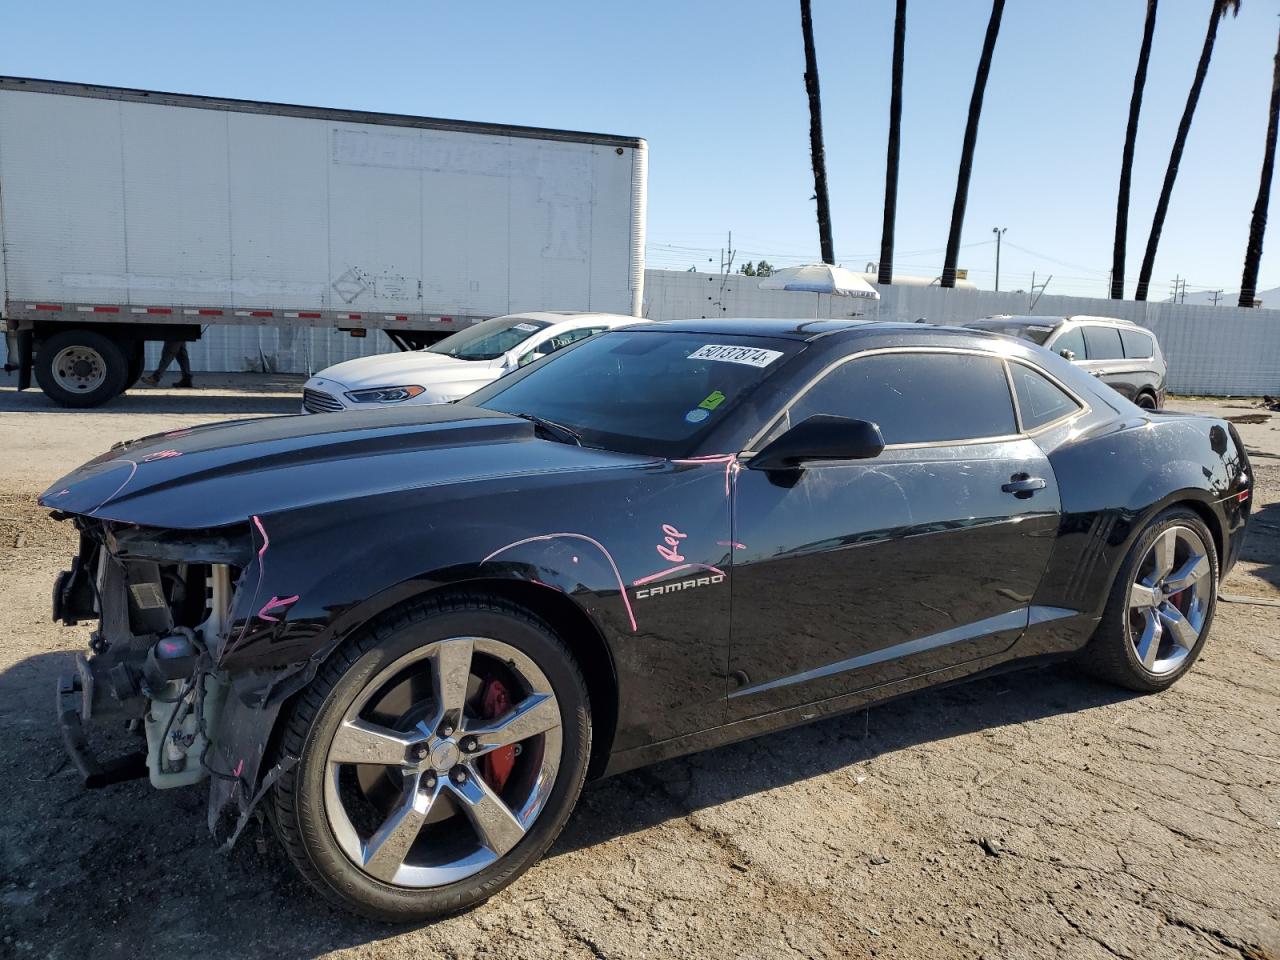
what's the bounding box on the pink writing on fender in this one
[656,523,688,563]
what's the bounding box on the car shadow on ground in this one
[0,647,1137,957]
[1239,500,1280,589]
[555,660,1135,856]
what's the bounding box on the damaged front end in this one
[51,514,293,845]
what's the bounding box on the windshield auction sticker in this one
[687,344,783,368]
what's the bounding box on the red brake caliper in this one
[479,678,516,793]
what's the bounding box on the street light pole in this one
[992,226,1007,292]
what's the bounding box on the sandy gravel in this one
[0,380,1276,960]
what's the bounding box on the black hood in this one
[39,405,655,529]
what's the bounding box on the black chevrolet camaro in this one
[41,318,1251,920]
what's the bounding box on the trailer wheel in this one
[124,342,146,392]
[34,329,129,407]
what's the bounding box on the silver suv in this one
[964,315,1166,410]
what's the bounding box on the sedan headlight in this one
[343,385,427,404]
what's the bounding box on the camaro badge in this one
[635,573,726,600]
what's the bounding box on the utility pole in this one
[992,226,1007,292]
[1209,289,1223,306]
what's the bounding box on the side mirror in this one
[1059,348,1076,361]
[749,415,886,471]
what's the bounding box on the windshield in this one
[467,330,800,457]
[966,320,1055,345]
[427,315,551,361]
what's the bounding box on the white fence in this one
[157,268,1280,396]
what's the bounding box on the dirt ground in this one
[0,376,1276,960]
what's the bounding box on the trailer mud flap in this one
[18,329,33,390]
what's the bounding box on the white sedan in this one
[301,311,638,413]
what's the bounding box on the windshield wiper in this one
[510,412,583,446]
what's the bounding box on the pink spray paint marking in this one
[223,515,271,659]
[632,562,727,587]
[257,594,300,622]
[87,458,138,516]
[656,523,687,563]
[482,533,637,632]
[142,448,182,462]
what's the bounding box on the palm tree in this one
[941,0,1006,288]
[1239,19,1280,307]
[878,0,908,286]
[1111,0,1160,300]
[800,0,834,264]
[1134,0,1242,301]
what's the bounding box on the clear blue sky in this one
[6,0,1278,298]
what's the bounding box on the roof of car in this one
[623,317,911,340]
[505,311,638,325]
[970,314,1140,328]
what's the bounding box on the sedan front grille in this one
[303,388,344,414]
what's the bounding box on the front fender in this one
[204,458,737,837]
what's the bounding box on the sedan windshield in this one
[427,316,551,361]
[468,330,801,457]
[966,320,1055,345]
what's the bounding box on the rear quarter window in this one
[1009,362,1082,430]
[1120,329,1155,359]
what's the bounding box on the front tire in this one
[272,593,590,922]
[1083,507,1218,692]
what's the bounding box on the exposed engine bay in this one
[53,516,255,800]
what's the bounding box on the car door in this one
[1078,325,1135,399]
[726,348,1063,720]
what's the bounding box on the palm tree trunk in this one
[878,0,908,286]
[941,0,1006,288]
[1111,0,1159,300]
[1135,1,1238,301]
[1239,22,1280,307]
[800,0,835,265]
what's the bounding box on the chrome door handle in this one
[1002,476,1047,497]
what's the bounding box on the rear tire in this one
[1135,392,1158,411]
[271,592,591,922]
[1082,506,1218,692]
[34,329,128,407]
[123,342,146,392]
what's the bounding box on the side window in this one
[1010,362,1082,430]
[1082,325,1123,360]
[1051,326,1086,360]
[781,352,1017,446]
[547,327,602,352]
[1120,329,1154,359]
[519,328,601,366]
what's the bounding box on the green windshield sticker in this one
[698,390,727,411]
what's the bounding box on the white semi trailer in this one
[0,76,647,406]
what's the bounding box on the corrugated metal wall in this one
[161,269,1280,396]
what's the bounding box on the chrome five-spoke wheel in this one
[323,636,563,888]
[1127,525,1212,675]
